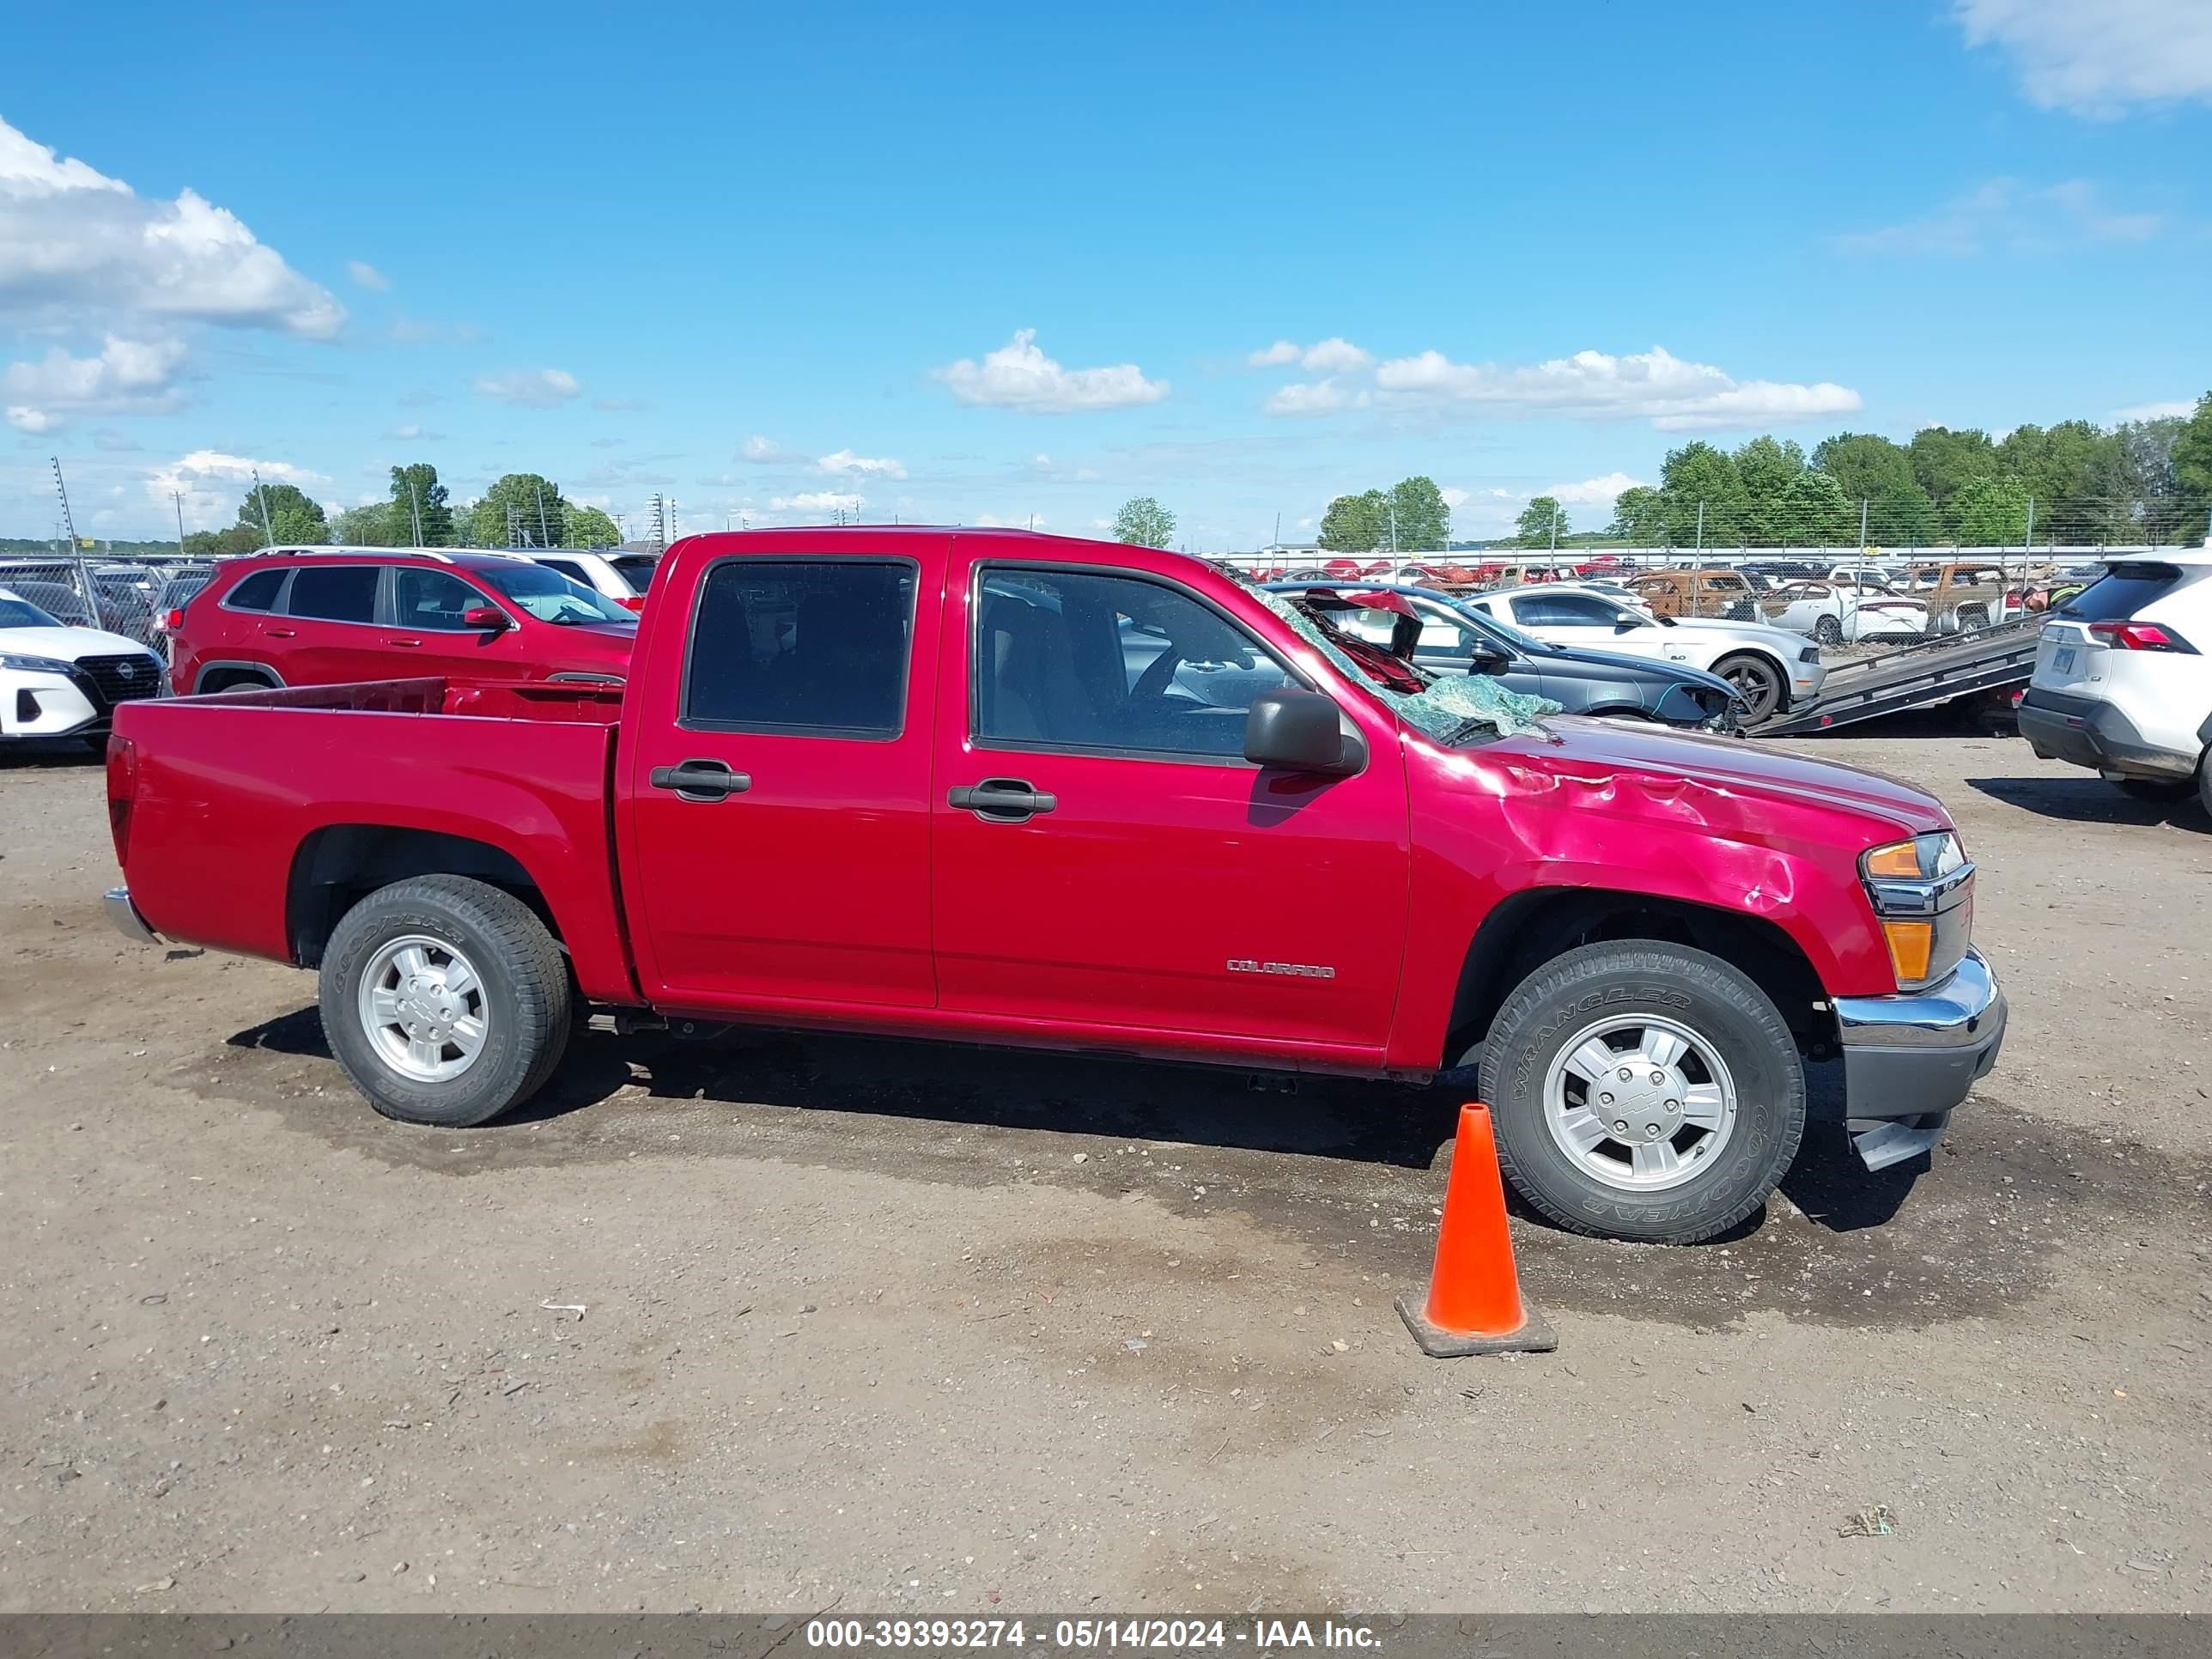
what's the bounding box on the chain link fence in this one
[0,553,219,663]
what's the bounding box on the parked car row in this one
[0,586,167,749]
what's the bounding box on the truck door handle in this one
[264,628,296,639]
[386,636,422,647]
[948,778,1056,821]
[648,758,750,801]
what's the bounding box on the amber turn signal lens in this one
[1863,842,1923,880]
[1881,919,1934,986]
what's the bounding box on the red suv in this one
[170,551,637,695]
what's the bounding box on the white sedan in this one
[1758,580,1929,646]
[0,586,167,750]
[1464,581,1825,722]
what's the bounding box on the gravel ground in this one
[1,726,2207,1614]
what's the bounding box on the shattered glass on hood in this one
[1260,590,1558,740]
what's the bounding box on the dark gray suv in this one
[1266,580,1742,732]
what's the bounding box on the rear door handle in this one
[386,637,422,647]
[264,628,296,639]
[948,778,1056,822]
[648,757,750,801]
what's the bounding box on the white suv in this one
[2018,544,2212,814]
[515,549,659,612]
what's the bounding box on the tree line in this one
[179,463,624,557]
[1553,394,2212,551]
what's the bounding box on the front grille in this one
[73,653,162,708]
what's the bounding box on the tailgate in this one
[2032,617,2102,694]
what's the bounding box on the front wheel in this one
[319,874,574,1127]
[1475,941,1806,1243]
[1813,614,1844,646]
[1711,653,1784,723]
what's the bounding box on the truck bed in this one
[1753,617,2040,736]
[112,677,638,1003]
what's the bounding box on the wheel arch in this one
[287,824,566,969]
[1443,886,1835,1066]
[193,660,283,695]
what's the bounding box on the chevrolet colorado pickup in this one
[104,528,2005,1243]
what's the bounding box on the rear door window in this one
[609,556,659,594]
[283,566,382,623]
[224,568,287,611]
[2057,564,2182,623]
[684,558,916,737]
[392,568,489,631]
[1514,593,1622,629]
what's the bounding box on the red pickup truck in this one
[103,528,2004,1243]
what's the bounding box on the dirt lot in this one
[2,726,2208,1614]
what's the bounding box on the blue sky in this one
[3,0,2208,550]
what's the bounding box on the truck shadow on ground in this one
[206,1005,2194,1331]
[1967,775,2209,830]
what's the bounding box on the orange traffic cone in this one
[1396,1103,1557,1357]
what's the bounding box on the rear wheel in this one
[319,874,573,1127]
[1475,941,1806,1243]
[1712,653,1784,723]
[1813,614,1844,646]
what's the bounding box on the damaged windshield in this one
[1260,591,1556,742]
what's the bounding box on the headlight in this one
[0,653,74,675]
[1799,645,1821,664]
[1859,832,1972,990]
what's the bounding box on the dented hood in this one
[1478,714,1951,839]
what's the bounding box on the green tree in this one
[1947,476,2033,545]
[467,473,570,547]
[332,503,401,546]
[1774,468,1856,545]
[1658,441,1750,548]
[563,505,623,547]
[388,463,454,545]
[1516,496,1568,548]
[1607,485,1668,544]
[1865,483,1941,548]
[1732,435,1805,544]
[235,482,328,544]
[1387,476,1451,551]
[1109,495,1176,548]
[2116,415,2187,542]
[1997,419,2124,542]
[184,526,267,557]
[1811,432,1915,503]
[1317,489,1389,552]
[2171,392,2212,543]
[1907,427,1996,508]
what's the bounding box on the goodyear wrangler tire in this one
[319,874,573,1128]
[1475,941,1805,1243]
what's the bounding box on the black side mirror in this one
[1468,642,1511,674]
[1244,689,1356,775]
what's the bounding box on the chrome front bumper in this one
[104,885,161,945]
[1832,947,2006,1170]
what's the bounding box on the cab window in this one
[974,568,1293,760]
[684,557,915,737]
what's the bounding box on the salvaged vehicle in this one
[1758,579,1930,645]
[1897,562,2027,634]
[1265,580,1742,731]
[1625,568,1758,620]
[106,528,2004,1244]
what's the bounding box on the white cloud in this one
[1298,337,1372,374]
[1249,337,1374,373]
[346,259,390,292]
[816,447,907,480]
[473,368,580,408]
[1264,379,1364,416]
[769,489,865,515]
[1547,471,1649,506]
[1438,487,1471,511]
[975,513,1047,529]
[4,334,189,430]
[0,115,342,337]
[1838,177,2163,255]
[147,448,330,528]
[2113,398,2198,421]
[1368,345,1860,431]
[1954,0,2212,114]
[383,422,445,441]
[934,329,1168,413]
[739,434,792,462]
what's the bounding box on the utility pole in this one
[52,457,99,626]
[1695,500,1705,555]
[251,470,277,547]
[173,491,187,560]
[1548,505,1559,557]
[1858,497,1869,550]
[536,486,554,550]
[407,478,425,546]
